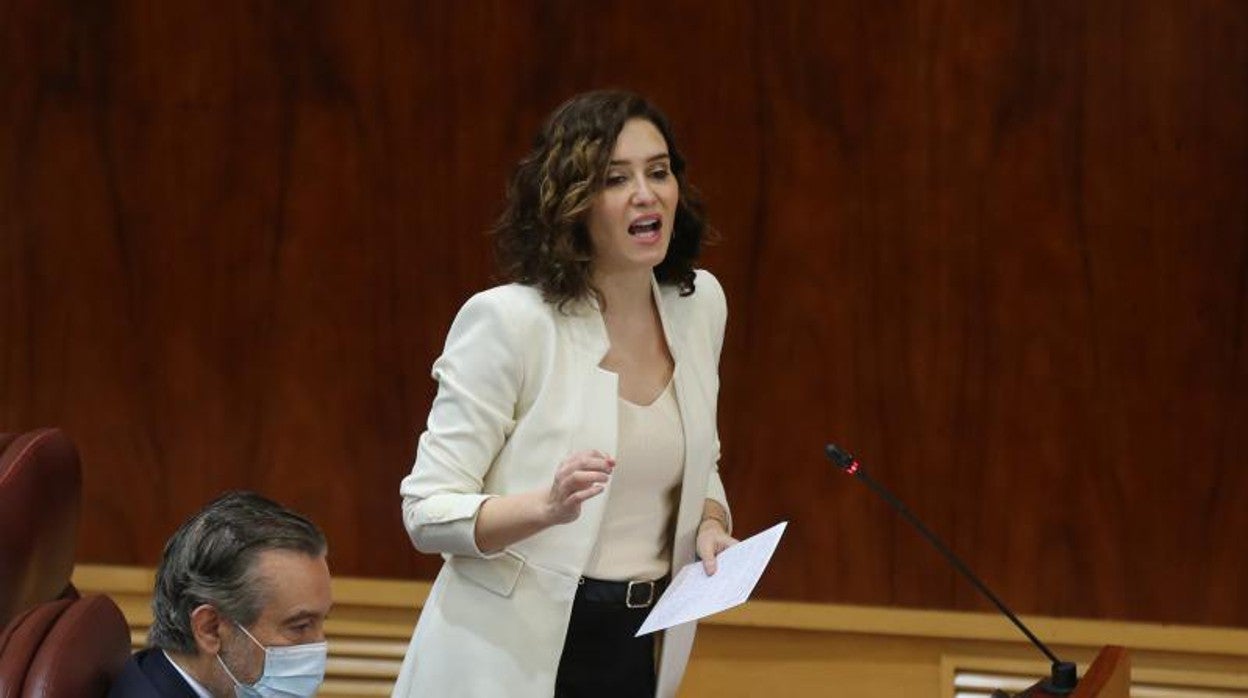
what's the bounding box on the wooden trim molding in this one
[73,564,1248,697]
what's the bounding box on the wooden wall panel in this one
[2,1,1245,627]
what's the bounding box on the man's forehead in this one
[249,549,332,618]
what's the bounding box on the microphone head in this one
[824,443,857,471]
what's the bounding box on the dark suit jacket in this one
[107,648,200,698]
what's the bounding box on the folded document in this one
[637,521,788,636]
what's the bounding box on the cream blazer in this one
[393,269,731,698]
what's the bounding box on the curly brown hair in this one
[492,90,711,310]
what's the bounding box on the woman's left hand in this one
[696,519,739,576]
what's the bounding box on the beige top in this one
[583,378,685,581]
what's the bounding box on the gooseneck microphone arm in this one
[824,443,1077,695]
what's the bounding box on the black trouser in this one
[554,580,659,697]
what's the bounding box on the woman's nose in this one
[632,176,657,205]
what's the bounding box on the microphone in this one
[824,443,1078,695]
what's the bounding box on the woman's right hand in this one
[472,450,614,553]
[544,450,614,524]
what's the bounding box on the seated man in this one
[109,491,332,698]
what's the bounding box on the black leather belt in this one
[577,576,669,609]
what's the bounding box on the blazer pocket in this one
[449,549,526,597]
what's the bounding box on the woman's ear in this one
[189,604,225,655]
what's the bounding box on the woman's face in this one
[585,118,679,278]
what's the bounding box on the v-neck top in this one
[583,377,684,581]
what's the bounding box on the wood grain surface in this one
[2,1,1245,626]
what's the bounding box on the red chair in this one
[0,599,73,697]
[0,596,130,697]
[22,596,131,697]
[0,429,82,629]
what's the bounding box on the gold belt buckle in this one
[626,580,655,609]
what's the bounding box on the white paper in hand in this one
[636,521,787,636]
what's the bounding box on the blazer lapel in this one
[557,299,618,571]
[653,279,709,572]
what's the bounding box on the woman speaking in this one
[395,90,736,698]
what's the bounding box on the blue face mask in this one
[217,621,328,698]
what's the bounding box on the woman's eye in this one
[605,174,628,186]
[649,168,671,180]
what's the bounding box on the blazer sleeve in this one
[399,289,528,558]
[697,270,733,533]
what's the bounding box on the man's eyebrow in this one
[608,153,671,166]
[281,608,328,624]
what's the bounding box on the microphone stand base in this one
[1010,661,1078,696]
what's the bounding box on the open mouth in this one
[628,216,662,236]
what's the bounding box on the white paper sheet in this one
[636,521,788,636]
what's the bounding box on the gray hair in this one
[147,491,327,653]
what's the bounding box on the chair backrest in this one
[0,429,82,629]
[0,598,73,697]
[21,595,131,698]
